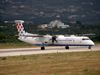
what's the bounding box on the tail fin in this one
[15,20,26,35]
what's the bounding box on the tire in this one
[41,47,45,50]
[65,46,69,49]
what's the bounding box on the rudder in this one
[15,20,26,35]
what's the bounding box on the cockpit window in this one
[82,38,89,40]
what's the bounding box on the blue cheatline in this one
[34,44,94,46]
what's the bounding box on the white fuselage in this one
[18,35,95,46]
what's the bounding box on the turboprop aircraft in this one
[15,20,95,50]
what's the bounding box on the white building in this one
[48,20,69,28]
[38,24,47,29]
[38,20,69,29]
[57,24,69,28]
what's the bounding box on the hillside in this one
[0,0,100,23]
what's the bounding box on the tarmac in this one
[0,46,100,57]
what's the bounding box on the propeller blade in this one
[51,36,58,44]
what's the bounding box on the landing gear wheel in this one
[41,47,45,50]
[65,46,69,49]
[88,46,91,49]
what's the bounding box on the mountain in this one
[0,0,100,23]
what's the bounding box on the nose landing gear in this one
[88,46,91,49]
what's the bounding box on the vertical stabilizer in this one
[15,20,26,35]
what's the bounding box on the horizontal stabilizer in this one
[15,20,24,23]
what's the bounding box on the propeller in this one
[50,35,58,45]
[49,22,58,45]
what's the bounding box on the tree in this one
[76,21,82,25]
[0,32,6,40]
[93,35,100,42]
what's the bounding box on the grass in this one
[0,42,39,49]
[0,51,100,75]
[95,42,100,45]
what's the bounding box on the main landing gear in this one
[41,46,45,50]
[65,46,69,49]
[41,43,45,50]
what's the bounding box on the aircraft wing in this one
[19,32,44,37]
[20,34,52,42]
[19,34,52,38]
[20,35,44,37]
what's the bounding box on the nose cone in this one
[90,41,95,46]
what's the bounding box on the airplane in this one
[15,20,95,50]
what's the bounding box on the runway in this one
[0,46,100,57]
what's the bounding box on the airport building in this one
[38,20,69,29]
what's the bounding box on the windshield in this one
[82,38,90,40]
